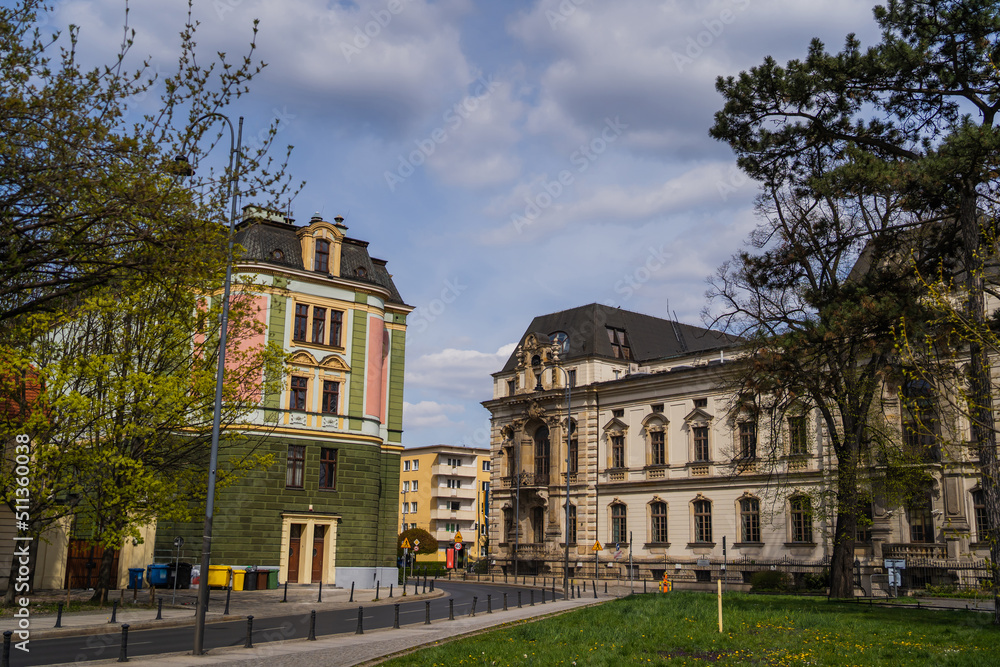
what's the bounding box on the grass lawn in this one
[379,591,999,666]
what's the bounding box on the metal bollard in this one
[487,594,492,614]
[577,584,581,598]
[470,596,477,617]
[570,584,574,600]
[224,587,232,616]
[552,580,556,599]
[389,584,393,598]
[282,579,289,603]
[375,582,380,600]
[55,602,64,628]
[318,581,323,603]
[3,630,11,667]
[604,581,607,594]
[308,610,316,640]
[425,600,431,625]
[517,591,522,608]
[593,581,598,598]
[117,624,130,663]
[430,578,435,591]
[422,576,427,594]
[541,588,545,604]
[393,603,400,628]
[644,579,647,594]
[244,616,254,648]
[413,578,418,596]
[449,598,455,620]
[110,600,118,624]
[356,606,364,635]
[156,597,163,620]
[349,581,354,603]
[503,592,508,611]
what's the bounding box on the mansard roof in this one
[501,303,739,372]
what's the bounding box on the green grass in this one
[379,592,999,666]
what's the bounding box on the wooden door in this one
[288,524,301,583]
[311,525,325,582]
[65,540,119,589]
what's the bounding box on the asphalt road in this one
[14,582,562,666]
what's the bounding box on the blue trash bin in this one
[128,568,144,590]
[146,563,169,587]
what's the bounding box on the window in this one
[410,502,417,513]
[503,508,514,543]
[738,421,757,459]
[290,376,307,411]
[650,431,665,466]
[286,445,305,488]
[401,504,408,514]
[694,398,708,409]
[314,238,330,272]
[532,506,544,543]
[534,425,550,477]
[447,457,462,467]
[651,403,664,413]
[450,501,461,511]
[412,460,419,471]
[693,426,709,462]
[740,498,761,543]
[507,379,516,396]
[902,379,939,461]
[568,369,577,387]
[568,428,579,474]
[612,409,624,418]
[330,310,343,347]
[790,497,813,543]
[403,460,410,472]
[855,502,873,543]
[447,478,462,489]
[293,304,309,341]
[482,481,489,492]
[650,501,668,543]
[482,460,490,471]
[973,490,991,542]
[321,380,340,414]
[611,504,627,544]
[694,499,712,543]
[907,496,934,543]
[788,415,808,455]
[607,327,632,359]
[402,481,409,492]
[310,306,326,344]
[611,434,625,468]
[411,480,418,492]
[319,448,337,490]
[567,504,577,544]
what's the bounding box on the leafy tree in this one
[710,0,1000,614]
[398,528,438,560]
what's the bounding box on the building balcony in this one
[429,507,477,522]
[431,463,478,478]
[882,543,948,560]
[501,473,549,488]
[509,543,547,556]
[437,486,477,499]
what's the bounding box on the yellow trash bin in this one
[207,565,232,588]
[232,569,246,591]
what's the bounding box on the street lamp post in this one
[551,363,572,598]
[186,113,244,657]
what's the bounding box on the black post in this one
[577,584,581,598]
[570,583,574,600]
[308,610,316,641]
[117,624,130,663]
[356,607,364,635]
[156,598,163,620]
[552,580,556,599]
[504,572,508,584]
[110,600,118,624]
[503,592,508,611]
[604,581,607,594]
[424,600,431,625]
[55,602,63,628]
[422,576,427,594]
[413,578,418,596]
[349,581,354,603]
[375,582,380,600]
[393,603,400,628]
[282,580,288,603]
[487,594,492,614]
[224,587,232,616]
[517,591,522,608]
[3,630,11,667]
[430,578,435,592]
[449,598,455,620]
[643,579,647,594]
[244,616,254,648]
[593,581,598,598]
[318,581,323,603]
[470,596,477,617]
[389,584,393,598]
[541,588,545,604]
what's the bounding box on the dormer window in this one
[355,266,368,277]
[271,249,285,261]
[314,239,330,273]
[607,327,631,359]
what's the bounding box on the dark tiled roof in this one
[501,303,739,372]
[233,216,406,306]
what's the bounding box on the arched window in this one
[693,499,712,543]
[907,493,934,543]
[611,503,627,544]
[534,425,550,481]
[650,501,668,543]
[567,421,579,474]
[902,379,939,461]
[314,238,330,272]
[739,497,760,543]
[790,496,813,543]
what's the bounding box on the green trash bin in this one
[266,568,278,589]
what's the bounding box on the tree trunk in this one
[90,548,115,603]
[829,443,859,598]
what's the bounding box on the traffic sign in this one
[592,540,603,551]
[413,539,420,549]
[455,543,463,551]
[401,538,411,549]
[454,530,463,544]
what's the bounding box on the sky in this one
[40,0,884,449]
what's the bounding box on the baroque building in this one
[483,304,989,590]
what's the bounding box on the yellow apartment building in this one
[399,445,491,567]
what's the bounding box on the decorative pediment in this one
[318,354,351,372]
[683,407,714,423]
[602,417,627,433]
[641,413,668,430]
[693,492,709,502]
[288,351,319,366]
[649,495,665,505]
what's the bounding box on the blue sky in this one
[49,0,882,448]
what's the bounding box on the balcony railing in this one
[512,543,547,556]
[501,472,549,488]
[882,543,948,560]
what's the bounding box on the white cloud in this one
[402,400,465,429]
[407,344,516,400]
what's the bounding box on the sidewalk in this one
[58,590,607,667]
[1,581,443,640]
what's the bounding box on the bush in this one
[802,569,830,591]
[750,570,791,592]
